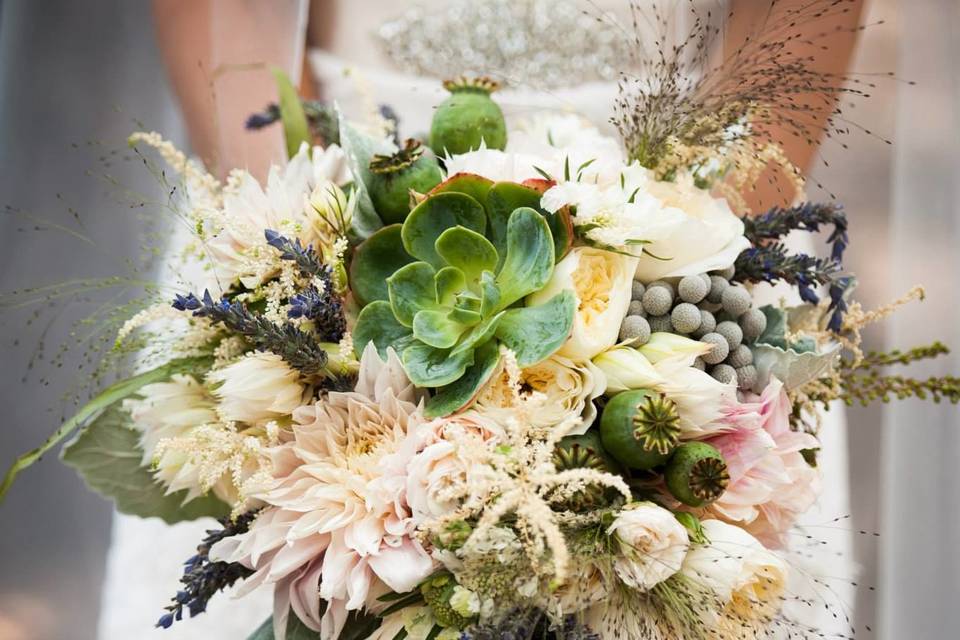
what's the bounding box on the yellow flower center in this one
[571,252,614,325]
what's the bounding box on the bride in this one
[96,1,864,638]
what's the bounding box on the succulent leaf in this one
[387,262,439,326]
[495,290,576,367]
[452,310,507,357]
[402,342,475,387]
[349,225,414,305]
[401,192,486,268]
[435,226,499,286]
[413,309,472,349]
[428,172,494,205]
[353,301,414,358]
[435,266,468,306]
[425,339,501,418]
[493,207,556,310]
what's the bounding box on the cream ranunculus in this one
[207,352,306,424]
[474,355,606,434]
[608,502,690,591]
[528,247,637,360]
[680,519,788,625]
[633,175,750,282]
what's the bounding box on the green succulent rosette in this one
[350,174,575,417]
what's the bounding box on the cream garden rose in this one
[528,247,636,360]
[633,175,750,282]
[608,502,690,590]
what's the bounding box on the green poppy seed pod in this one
[430,77,507,155]
[600,389,681,470]
[554,430,623,511]
[665,442,730,507]
[368,139,443,224]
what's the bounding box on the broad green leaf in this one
[434,266,467,306]
[0,357,212,502]
[350,224,414,305]
[435,226,499,287]
[486,181,542,258]
[61,405,229,523]
[271,68,311,159]
[429,172,494,206]
[412,309,469,349]
[493,207,555,310]
[402,343,474,387]
[426,339,501,417]
[495,290,576,367]
[388,262,439,327]
[338,110,394,240]
[452,310,506,357]
[752,341,842,392]
[353,301,413,358]
[756,305,788,349]
[479,271,501,317]
[401,193,486,268]
[448,306,482,326]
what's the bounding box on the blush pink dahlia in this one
[210,345,435,640]
[707,378,821,548]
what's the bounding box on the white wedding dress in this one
[98,2,853,638]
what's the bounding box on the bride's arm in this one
[726,0,866,211]
[152,0,311,180]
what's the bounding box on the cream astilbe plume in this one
[210,345,434,640]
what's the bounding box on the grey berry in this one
[678,275,709,304]
[642,286,673,316]
[631,281,646,301]
[671,303,702,334]
[726,344,753,368]
[693,309,717,338]
[620,315,652,346]
[736,365,758,391]
[692,357,706,371]
[700,332,730,365]
[699,273,712,288]
[647,280,674,295]
[740,308,767,341]
[721,285,752,318]
[648,315,673,333]
[707,275,729,303]
[717,265,736,280]
[628,300,646,317]
[710,364,737,385]
[715,321,744,350]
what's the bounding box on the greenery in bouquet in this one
[2,3,959,640]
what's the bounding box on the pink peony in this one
[707,378,821,548]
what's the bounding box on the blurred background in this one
[0,0,957,639]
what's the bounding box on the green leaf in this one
[486,181,542,259]
[0,357,212,502]
[452,310,506,357]
[435,226,499,287]
[479,271,501,317]
[413,309,469,349]
[495,290,575,367]
[350,224,414,305]
[402,343,475,387]
[388,262,439,327]
[61,405,229,523]
[493,208,555,310]
[756,305,788,349]
[353,300,414,358]
[338,110,393,240]
[271,68,311,159]
[752,341,843,391]
[435,266,467,306]
[402,193,486,269]
[426,340,502,417]
[247,611,380,640]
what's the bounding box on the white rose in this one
[681,520,788,622]
[474,355,606,435]
[609,502,690,590]
[528,247,637,360]
[633,176,750,282]
[207,352,305,424]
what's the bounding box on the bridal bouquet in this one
[3,8,958,640]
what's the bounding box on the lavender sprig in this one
[264,229,327,278]
[743,202,849,262]
[734,243,841,304]
[172,291,329,375]
[157,512,258,629]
